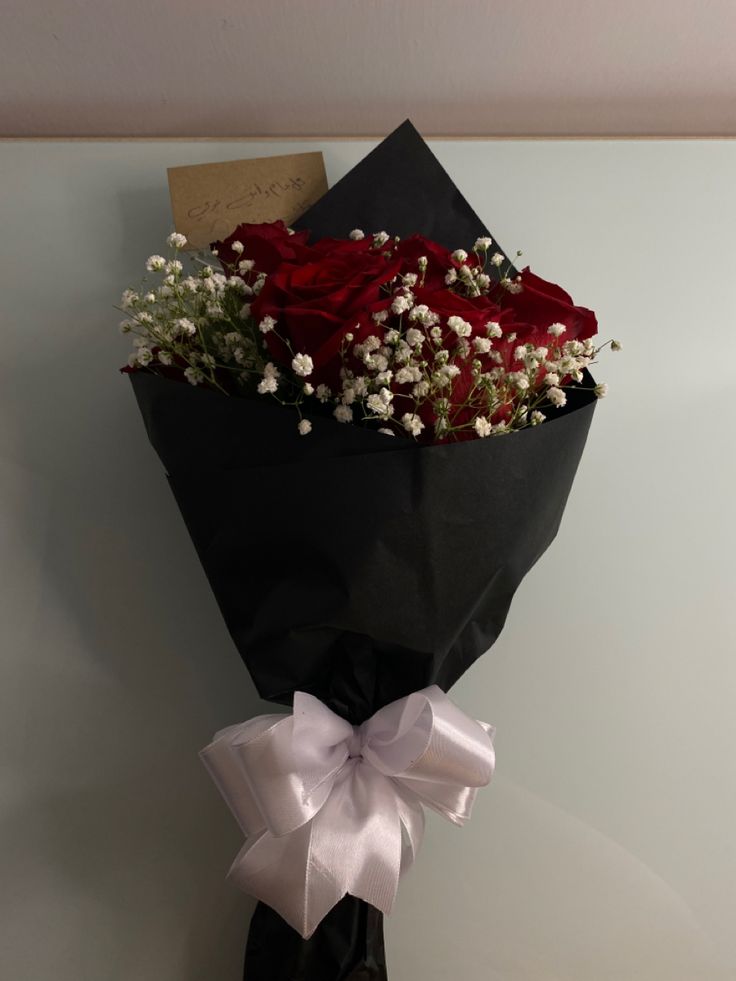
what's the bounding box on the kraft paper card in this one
[167,152,328,249]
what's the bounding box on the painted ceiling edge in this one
[3,134,736,142]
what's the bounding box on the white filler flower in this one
[292,353,314,377]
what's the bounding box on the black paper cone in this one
[131,369,594,723]
[293,119,513,266]
[130,120,596,980]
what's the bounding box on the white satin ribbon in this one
[200,685,495,938]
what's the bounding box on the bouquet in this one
[122,121,616,981]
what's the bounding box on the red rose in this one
[310,236,378,257]
[499,268,597,348]
[393,234,458,289]
[412,286,506,339]
[251,250,403,388]
[212,221,317,275]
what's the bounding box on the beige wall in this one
[3,0,736,137]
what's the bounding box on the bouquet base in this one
[244,898,387,981]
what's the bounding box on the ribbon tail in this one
[307,763,404,928]
[393,780,425,870]
[229,821,341,939]
[229,762,406,939]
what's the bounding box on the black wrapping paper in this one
[130,121,596,979]
[131,369,595,725]
[244,896,386,981]
[292,120,513,265]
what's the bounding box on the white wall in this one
[3,0,736,137]
[1,138,735,981]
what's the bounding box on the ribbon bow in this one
[200,685,495,938]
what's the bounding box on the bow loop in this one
[200,714,287,836]
[201,685,495,937]
[201,696,351,839]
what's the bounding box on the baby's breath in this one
[118,236,268,395]
[119,229,613,441]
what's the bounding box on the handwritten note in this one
[167,152,328,249]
